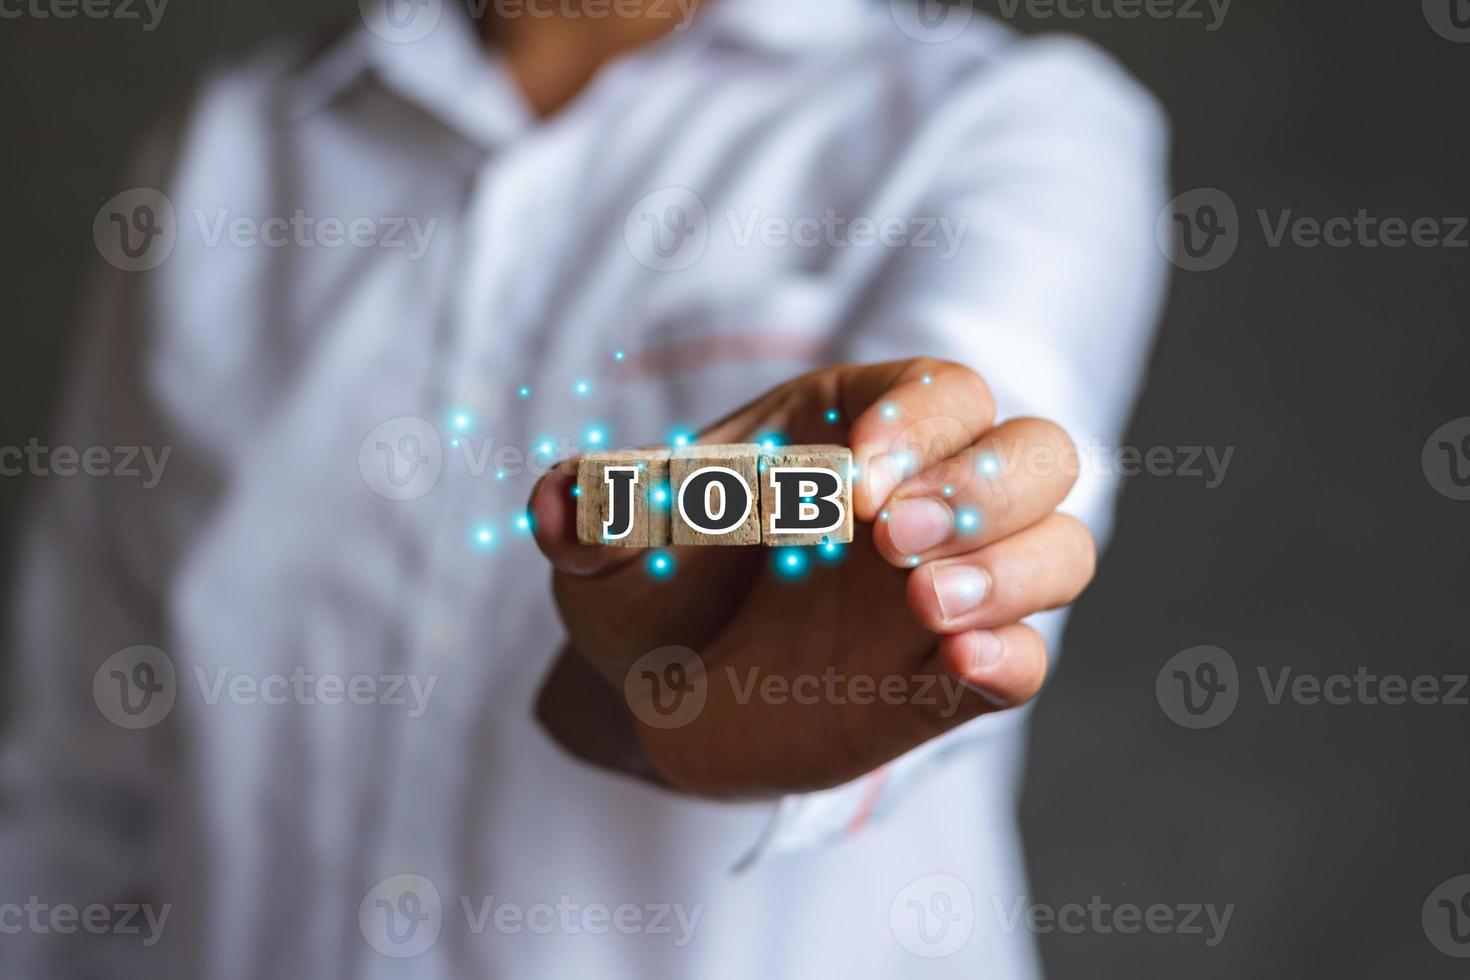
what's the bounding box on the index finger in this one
[837,359,995,519]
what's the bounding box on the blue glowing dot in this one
[571,485,582,497]
[450,438,460,449]
[817,539,846,563]
[518,386,531,399]
[472,524,496,549]
[537,440,554,456]
[825,408,840,424]
[647,551,675,579]
[573,380,592,397]
[514,513,532,534]
[651,485,670,507]
[613,349,626,362]
[956,508,981,533]
[586,426,606,447]
[495,470,507,481]
[773,547,810,580]
[452,412,472,432]
[879,509,890,521]
[977,452,1002,478]
[881,403,899,421]
[757,431,786,452]
[670,428,694,448]
[906,555,920,567]
[943,484,955,497]
[921,374,933,385]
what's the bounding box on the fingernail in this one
[931,565,990,622]
[968,630,1006,673]
[887,497,952,555]
[865,450,915,510]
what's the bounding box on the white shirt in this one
[1,1,1168,976]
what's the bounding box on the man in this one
[2,0,1168,976]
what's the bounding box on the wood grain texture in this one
[670,444,762,546]
[575,450,671,548]
[758,445,854,546]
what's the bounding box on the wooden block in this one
[670,444,763,546]
[759,445,854,547]
[576,450,671,548]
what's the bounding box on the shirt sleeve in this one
[744,35,1172,862]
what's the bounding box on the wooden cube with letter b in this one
[670,444,763,546]
[575,450,671,547]
[758,445,854,546]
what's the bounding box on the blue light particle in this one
[773,547,811,580]
[977,452,1002,479]
[881,403,899,421]
[670,428,694,448]
[613,349,626,362]
[571,485,582,498]
[647,551,675,579]
[825,408,840,424]
[472,524,496,549]
[757,431,787,452]
[817,539,846,563]
[585,425,606,447]
[452,412,473,432]
[956,508,981,533]
[573,380,592,397]
[921,374,933,385]
[518,386,532,399]
[514,513,533,534]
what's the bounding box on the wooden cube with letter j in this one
[575,450,671,547]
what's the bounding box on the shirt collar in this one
[284,0,875,145]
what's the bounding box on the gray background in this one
[2,1,1467,976]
